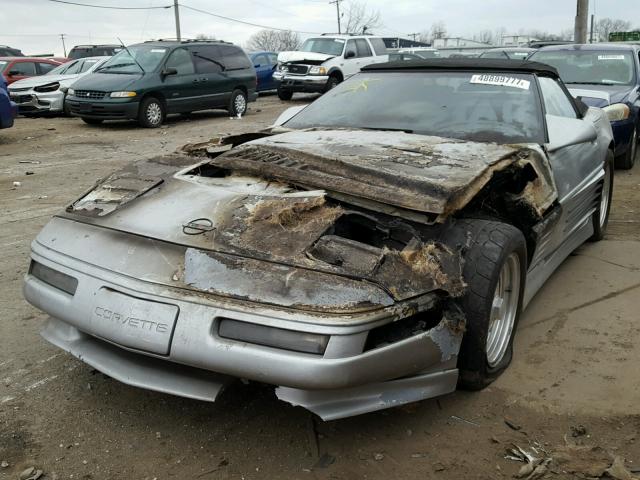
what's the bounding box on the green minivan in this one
[65,40,258,128]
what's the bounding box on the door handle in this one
[200,77,208,81]
[192,79,199,83]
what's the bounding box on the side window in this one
[165,48,195,75]
[80,59,99,73]
[345,40,357,58]
[220,45,252,70]
[268,53,278,65]
[253,54,268,67]
[355,39,373,57]
[13,62,37,75]
[190,45,223,74]
[64,60,82,75]
[368,38,388,55]
[538,76,577,118]
[39,63,57,74]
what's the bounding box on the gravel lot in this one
[1,96,639,479]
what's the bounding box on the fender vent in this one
[230,146,312,170]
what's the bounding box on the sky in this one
[1,0,638,56]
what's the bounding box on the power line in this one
[179,4,322,34]
[48,0,171,10]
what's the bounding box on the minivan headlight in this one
[110,91,137,98]
[602,103,630,122]
[309,66,327,75]
[67,88,75,96]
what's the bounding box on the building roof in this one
[362,58,559,77]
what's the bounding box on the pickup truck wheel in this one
[228,89,247,116]
[324,75,340,92]
[81,117,103,125]
[138,96,165,128]
[590,150,614,241]
[445,219,527,390]
[277,87,293,101]
[614,125,637,170]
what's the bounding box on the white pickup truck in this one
[273,34,389,100]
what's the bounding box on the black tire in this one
[324,75,341,92]
[62,96,71,117]
[137,96,165,128]
[228,89,248,116]
[590,150,614,242]
[443,219,527,390]
[614,125,637,170]
[81,117,103,125]
[277,87,293,101]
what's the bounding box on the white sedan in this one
[8,56,109,115]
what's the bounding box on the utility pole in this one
[408,32,419,42]
[59,34,67,57]
[173,0,181,41]
[589,14,595,42]
[574,0,589,44]
[329,0,341,34]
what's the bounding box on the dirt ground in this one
[1,96,639,480]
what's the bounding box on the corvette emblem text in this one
[94,306,169,333]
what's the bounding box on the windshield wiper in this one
[358,126,414,134]
[96,63,136,72]
[117,37,145,74]
[566,81,617,86]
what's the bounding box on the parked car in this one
[479,47,536,59]
[398,47,441,59]
[273,34,388,100]
[8,56,109,115]
[68,45,122,60]
[529,43,640,169]
[0,57,62,85]
[0,75,17,129]
[249,51,279,91]
[388,52,424,61]
[24,59,614,420]
[0,45,23,57]
[65,40,257,128]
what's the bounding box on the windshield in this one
[529,50,636,85]
[301,38,345,56]
[96,45,167,74]
[46,62,71,75]
[285,71,544,144]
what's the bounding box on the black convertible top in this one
[363,58,559,77]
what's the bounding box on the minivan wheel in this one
[81,117,103,125]
[229,89,248,116]
[615,125,637,170]
[277,87,293,101]
[138,96,165,128]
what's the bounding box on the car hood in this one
[8,74,78,89]
[277,51,335,64]
[52,130,555,311]
[69,72,142,91]
[567,84,635,108]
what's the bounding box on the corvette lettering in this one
[94,306,169,333]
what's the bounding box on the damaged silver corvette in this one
[24,59,614,420]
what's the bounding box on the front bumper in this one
[9,89,64,113]
[272,72,329,93]
[65,96,139,119]
[24,237,462,419]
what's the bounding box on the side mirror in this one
[162,67,178,76]
[545,114,597,152]
[272,105,308,126]
[345,50,356,59]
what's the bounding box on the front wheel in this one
[448,219,527,390]
[277,87,293,101]
[590,150,614,241]
[615,125,637,170]
[228,89,248,117]
[324,75,340,93]
[138,96,165,128]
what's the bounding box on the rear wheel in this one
[590,150,614,241]
[277,87,293,101]
[615,125,637,170]
[446,219,527,390]
[228,89,248,117]
[138,96,165,128]
[81,117,103,125]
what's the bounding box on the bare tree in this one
[418,29,430,44]
[595,18,632,42]
[247,29,301,52]
[195,34,216,40]
[472,30,494,45]
[342,0,382,34]
[430,21,447,40]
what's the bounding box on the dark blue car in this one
[0,74,17,129]
[249,51,279,92]
[531,44,640,169]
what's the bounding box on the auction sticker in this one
[598,55,625,60]
[470,74,530,90]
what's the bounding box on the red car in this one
[0,57,62,85]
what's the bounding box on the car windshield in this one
[47,62,72,75]
[285,71,544,144]
[413,51,440,59]
[529,50,636,85]
[300,38,345,56]
[81,59,101,72]
[96,45,167,74]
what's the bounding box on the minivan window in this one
[191,45,224,74]
[165,48,195,75]
[220,45,251,70]
[97,45,168,74]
